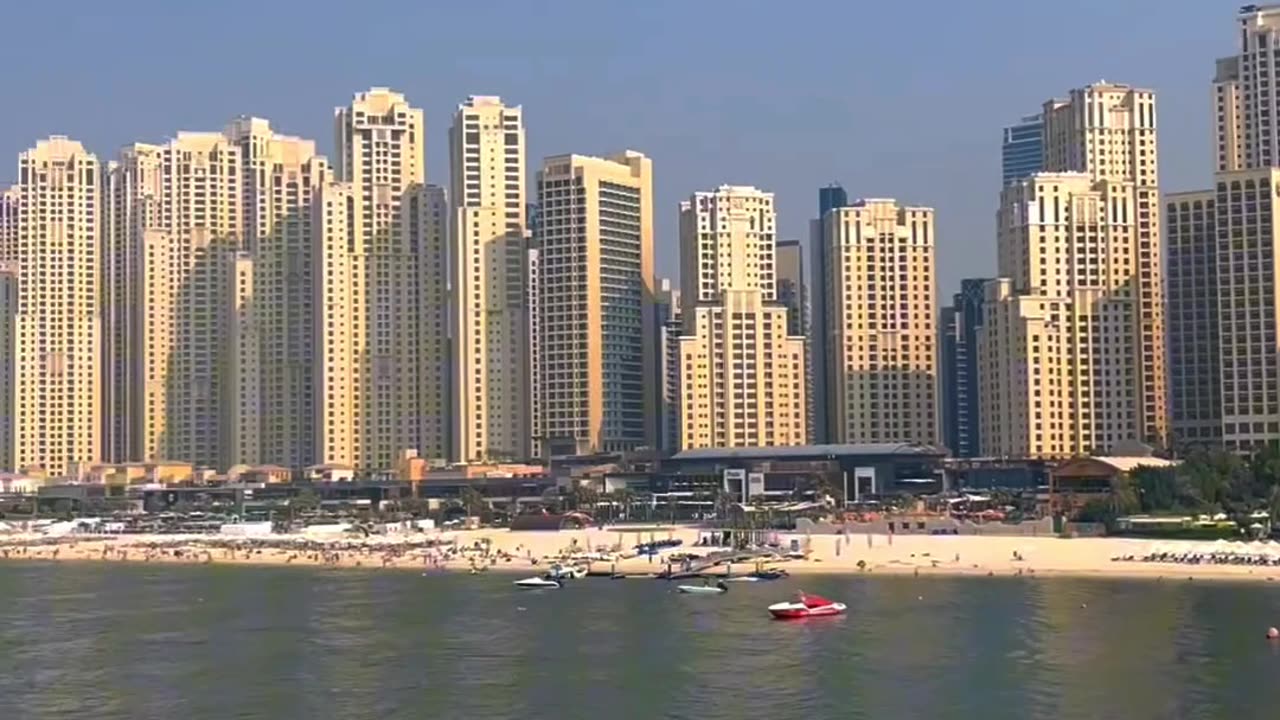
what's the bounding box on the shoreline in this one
[3,528,1280,584]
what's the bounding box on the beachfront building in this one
[818,199,938,446]
[535,151,656,455]
[316,88,449,472]
[450,96,530,463]
[0,138,102,475]
[1049,454,1179,518]
[979,83,1167,458]
[676,186,806,449]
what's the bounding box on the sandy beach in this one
[3,526,1280,583]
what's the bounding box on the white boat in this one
[514,577,561,589]
[677,584,727,594]
[544,564,587,580]
[768,592,846,619]
[722,576,760,583]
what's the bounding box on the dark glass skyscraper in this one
[940,278,990,457]
[1001,114,1043,184]
[810,184,850,444]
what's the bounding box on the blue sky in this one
[0,0,1236,294]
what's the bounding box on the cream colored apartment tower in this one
[318,88,448,472]
[450,96,529,462]
[1042,83,1166,447]
[981,173,1144,457]
[126,132,244,469]
[821,199,938,445]
[676,186,806,449]
[535,152,655,455]
[980,83,1166,457]
[224,117,331,469]
[0,137,102,474]
[103,143,162,463]
[1214,5,1280,171]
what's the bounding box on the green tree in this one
[568,483,599,514]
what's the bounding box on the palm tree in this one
[714,488,737,520]
[609,488,635,522]
[458,485,487,518]
[569,482,599,515]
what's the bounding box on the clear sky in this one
[0,0,1238,295]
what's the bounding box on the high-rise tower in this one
[449,96,529,462]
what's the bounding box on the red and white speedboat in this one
[767,592,846,620]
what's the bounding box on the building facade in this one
[1165,189,1221,448]
[1001,114,1044,184]
[1213,168,1280,450]
[317,88,449,472]
[677,186,805,449]
[1,138,102,474]
[820,199,938,446]
[450,96,529,462]
[939,278,990,457]
[536,152,655,455]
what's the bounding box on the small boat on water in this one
[768,592,846,619]
[514,577,561,589]
[544,564,586,580]
[751,569,789,581]
[677,581,729,595]
[722,576,760,583]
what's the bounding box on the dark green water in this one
[2,563,1280,719]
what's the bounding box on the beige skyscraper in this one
[317,88,448,472]
[677,186,806,449]
[224,117,331,469]
[1215,5,1280,171]
[536,151,655,455]
[126,131,244,469]
[449,96,529,462]
[0,137,102,474]
[821,199,937,445]
[103,143,163,463]
[981,82,1167,457]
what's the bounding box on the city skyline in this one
[0,0,1233,294]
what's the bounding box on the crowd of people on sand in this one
[0,532,627,573]
[1113,548,1280,567]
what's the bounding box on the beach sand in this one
[2,526,1279,583]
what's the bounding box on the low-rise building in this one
[1049,455,1180,516]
